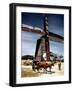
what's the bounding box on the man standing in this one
[58,60,61,70]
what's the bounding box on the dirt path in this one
[21,63,64,77]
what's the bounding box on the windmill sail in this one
[22,25,64,43]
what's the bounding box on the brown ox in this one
[32,60,54,72]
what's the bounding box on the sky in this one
[21,13,64,57]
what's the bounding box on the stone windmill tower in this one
[35,15,50,61]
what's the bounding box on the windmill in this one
[35,15,50,62]
[32,15,55,72]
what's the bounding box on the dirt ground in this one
[21,61,64,77]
